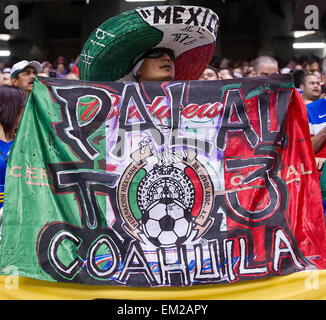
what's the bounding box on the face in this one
[309,62,320,72]
[301,75,321,101]
[11,66,37,95]
[255,62,279,76]
[57,64,65,73]
[243,66,255,77]
[199,68,219,80]
[136,52,175,82]
[219,58,229,68]
[41,66,50,75]
[233,68,242,75]
[218,69,233,80]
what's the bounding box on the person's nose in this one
[161,53,172,62]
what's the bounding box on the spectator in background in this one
[253,55,279,77]
[300,72,324,171]
[288,57,299,70]
[39,66,50,77]
[56,63,68,79]
[232,67,243,78]
[10,60,42,97]
[53,56,66,71]
[240,60,251,75]
[1,68,11,86]
[299,72,322,105]
[199,66,219,80]
[243,66,255,77]
[306,56,320,73]
[294,64,303,71]
[298,54,309,71]
[280,57,299,74]
[219,57,233,69]
[66,55,79,80]
[292,69,306,90]
[208,56,220,69]
[41,61,55,77]
[218,67,234,80]
[0,86,26,213]
[0,70,10,86]
[69,62,75,74]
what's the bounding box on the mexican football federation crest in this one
[118,138,214,248]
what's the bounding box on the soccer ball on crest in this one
[142,196,193,248]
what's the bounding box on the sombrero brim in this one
[79,6,219,82]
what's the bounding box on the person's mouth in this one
[160,64,171,71]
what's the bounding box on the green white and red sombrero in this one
[79,5,219,82]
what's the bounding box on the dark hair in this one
[205,65,219,76]
[0,85,26,140]
[292,69,306,88]
[243,70,254,77]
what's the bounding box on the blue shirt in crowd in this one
[0,140,13,209]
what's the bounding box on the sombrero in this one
[79,5,219,82]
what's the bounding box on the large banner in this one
[0,75,326,287]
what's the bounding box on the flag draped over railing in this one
[0,75,325,287]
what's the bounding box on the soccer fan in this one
[199,66,219,80]
[78,6,218,83]
[253,55,279,77]
[10,60,42,97]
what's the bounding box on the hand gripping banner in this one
[0,74,326,287]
